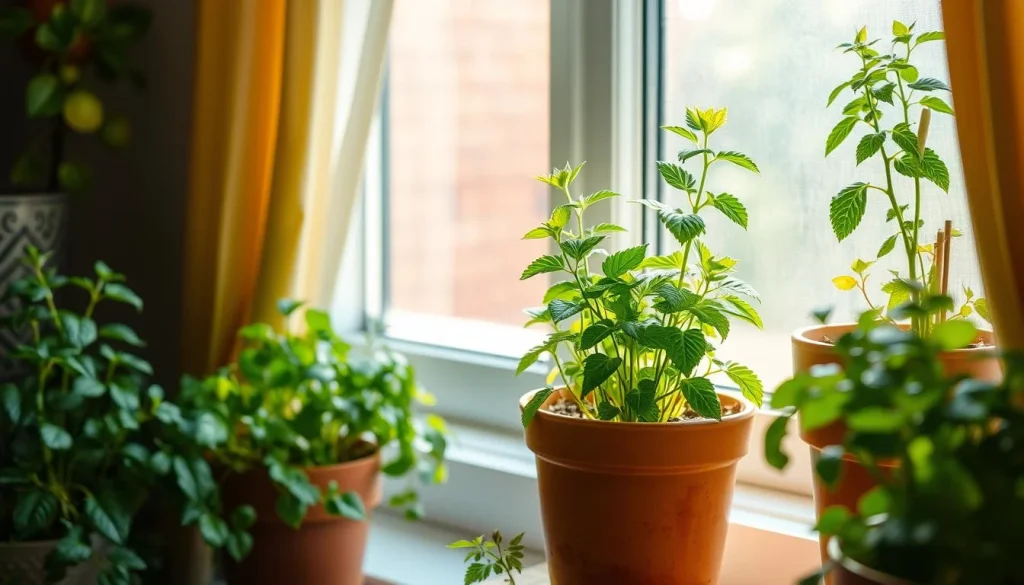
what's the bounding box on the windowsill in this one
[370,421,822,584]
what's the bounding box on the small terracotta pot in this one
[221,450,382,585]
[828,538,917,585]
[793,323,1000,573]
[521,387,754,585]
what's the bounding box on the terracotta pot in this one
[793,323,1000,572]
[521,387,754,585]
[828,538,917,585]
[221,450,382,585]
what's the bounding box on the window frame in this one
[334,0,817,566]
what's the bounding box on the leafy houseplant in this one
[766,306,1024,585]
[516,109,763,585]
[0,248,232,585]
[176,301,448,585]
[448,531,526,585]
[824,23,988,332]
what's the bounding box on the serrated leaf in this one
[653,283,699,314]
[521,387,553,427]
[663,125,698,143]
[920,95,953,115]
[882,279,915,313]
[685,108,702,131]
[721,296,763,329]
[719,276,760,300]
[658,210,706,246]
[892,20,909,36]
[542,281,577,304]
[581,190,619,208]
[915,31,945,45]
[825,117,859,156]
[830,183,868,241]
[625,383,659,422]
[678,148,713,163]
[872,82,896,105]
[559,236,605,261]
[85,494,129,545]
[899,64,920,83]
[856,132,886,165]
[581,354,621,398]
[921,148,950,192]
[690,304,730,340]
[681,377,721,420]
[891,122,921,157]
[602,245,648,278]
[522,226,554,240]
[597,402,620,421]
[639,251,684,270]
[589,222,627,235]
[725,363,763,407]
[579,320,616,350]
[14,490,59,537]
[520,255,564,280]
[656,161,696,191]
[975,298,992,323]
[714,151,759,173]
[548,300,584,323]
[710,193,748,229]
[549,205,573,230]
[877,233,899,258]
[827,81,850,107]
[907,77,950,92]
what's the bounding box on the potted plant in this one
[794,22,1000,563]
[768,305,1024,585]
[176,301,449,585]
[516,109,765,584]
[0,248,241,585]
[0,0,149,364]
[448,531,526,585]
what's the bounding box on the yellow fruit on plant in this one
[63,90,103,133]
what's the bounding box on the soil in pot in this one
[522,388,754,585]
[828,538,917,585]
[221,449,382,585]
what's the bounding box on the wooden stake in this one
[918,108,932,155]
[941,220,953,322]
[934,229,946,320]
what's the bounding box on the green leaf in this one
[678,148,713,164]
[597,402,620,421]
[465,563,490,585]
[815,506,851,535]
[877,234,899,258]
[848,408,905,432]
[719,276,761,300]
[581,354,622,398]
[932,319,978,350]
[73,377,106,398]
[230,505,257,530]
[26,75,64,118]
[892,20,909,36]
[825,117,859,156]
[815,445,844,488]
[14,490,59,537]
[672,329,707,375]
[975,298,992,323]
[559,236,604,261]
[920,95,954,115]
[325,489,366,521]
[522,226,554,240]
[856,132,886,165]
[899,65,920,83]
[0,7,33,37]
[658,210,706,246]
[681,377,721,420]
[685,108,702,131]
[915,31,945,45]
[277,299,303,316]
[656,161,696,191]
[764,415,791,470]
[662,125,698,143]
[549,205,573,230]
[226,531,254,562]
[51,526,93,566]
[199,513,230,547]
[710,193,748,229]
[872,82,896,105]
[882,279,915,313]
[104,284,143,311]
[725,363,764,406]
[41,423,73,450]
[721,296,763,330]
[581,190,619,208]
[689,303,730,340]
[625,382,659,422]
[921,148,950,192]
[858,486,891,518]
[892,123,921,159]
[589,222,627,235]
[579,320,616,350]
[855,26,867,43]
[907,77,950,92]
[107,547,146,572]
[602,245,647,278]
[542,281,577,304]
[85,494,130,544]
[2,383,21,424]
[520,255,564,280]
[827,81,851,107]
[639,251,684,270]
[653,283,699,314]
[714,151,759,173]
[830,183,868,241]
[71,0,108,26]
[521,387,554,427]
[548,299,584,323]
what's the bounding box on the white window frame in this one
[334,0,820,577]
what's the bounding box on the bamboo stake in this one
[941,220,953,322]
[935,229,946,323]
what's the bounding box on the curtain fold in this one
[182,0,393,376]
[943,1,1024,350]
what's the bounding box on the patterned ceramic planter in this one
[0,193,69,378]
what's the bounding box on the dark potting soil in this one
[545,397,740,421]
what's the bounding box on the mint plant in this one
[825,23,989,334]
[175,300,448,533]
[518,108,764,424]
[0,248,239,584]
[766,303,1024,585]
[448,531,526,585]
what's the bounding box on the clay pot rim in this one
[300,440,381,475]
[793,322,997,355]
[519,387,755,429]
[828,537,918,585]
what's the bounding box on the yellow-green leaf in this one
[832,276,857,291]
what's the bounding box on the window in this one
[657,0,983,391]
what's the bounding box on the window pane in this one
[661,0,982,389]
[386,0,550,334]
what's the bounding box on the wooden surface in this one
[485,564,548,584]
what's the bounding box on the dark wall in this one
[2,0,196,386]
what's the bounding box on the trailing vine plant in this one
[518,108,764,424]
[825,23,989,334]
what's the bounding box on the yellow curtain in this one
[182,0,393,376]
[943,1,1024,350]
